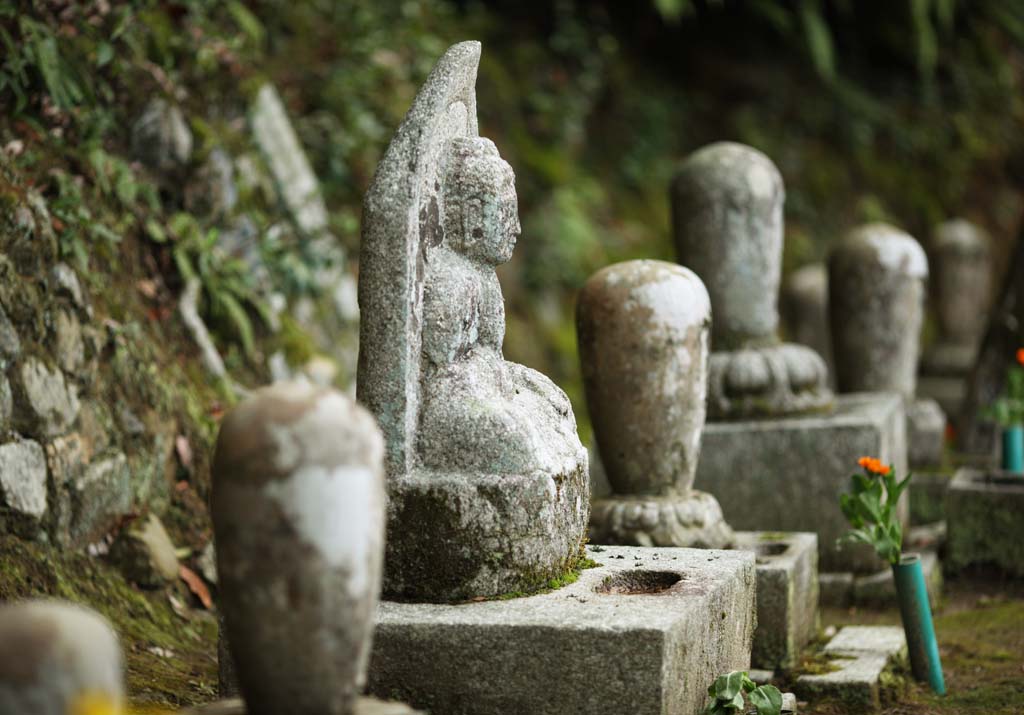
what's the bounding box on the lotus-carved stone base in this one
[588,491,735,549]
[709,342,833,420]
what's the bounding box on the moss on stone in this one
[0,535,217,709]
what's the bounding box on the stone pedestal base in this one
[368,545,756,715]
[735,532,819,669]
[910,471,950,525]
[181,697,421,714]
[818,551,942,608]
[907,398,946,468]
[947,468,1024,576]
[589,491,734,548]
[916,374,967,423]
[384,466,589,602]
[695,393,907,573]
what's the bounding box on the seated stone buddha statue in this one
[416,136,583,477]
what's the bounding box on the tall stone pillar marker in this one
[212,382,389,715]
[673,143,907,574]
[357,40,589,602]
[671,142,832,418]
[919,219,993,418]
[578,260,734,548]
[829,223,945,468]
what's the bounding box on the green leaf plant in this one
[983,350,1024,428]
[704,671,783,715]
[838,457,911,566]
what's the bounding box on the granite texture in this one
[735,532,819,669]
[212,382,386,715]
[579,259,732,548]
[357,41,588,601]
[921,219,991,378]
[0,600,124,715]
[829,222,928,399]
[907,398,946,469]
[694,393,908,573]
[368,545,756,715]
[671,142,832,419]
[946,468,1024,576]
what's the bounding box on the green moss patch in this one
[0,535,217,709]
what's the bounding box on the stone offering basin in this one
[367,545,756,715]
[946,467,1024,576]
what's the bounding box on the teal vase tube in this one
[892,554,945,695]
[1002,425,1024,473]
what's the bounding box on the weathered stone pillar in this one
[829,223,928,398]
[672,142,832,419]
[578,259,733,548]
[781,263,835,385]
[213,381,386,715]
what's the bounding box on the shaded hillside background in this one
[0,0,1023,707]
[4,0,1024,446]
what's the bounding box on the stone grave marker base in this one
[907,398,946,469]
[180,697,421,714]
[818,551,942,608]
[946,468,1024,576]
[368,545,755,715]
[916,374,966,421]
[695,393,907,573]
[734,531,819,670]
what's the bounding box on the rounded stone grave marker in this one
[212,381,386,715]
[578,259,733,548]
[922,219,991,375]
[0,600,124,715]
[829,222,928,398]
[671,142,831,418]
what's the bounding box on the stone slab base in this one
[910,472,951,525]
[818,551,942,608]
[695,393,907,573]
[368,545,756,715]
[589,490,735,549]
[796,626,906,714]
[734,531,819,669]
[907,398,946,469]
[180,697,421,714]
[916,374,966,423]
[947,468,1024,576]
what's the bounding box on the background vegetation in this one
[2,0,1023,443]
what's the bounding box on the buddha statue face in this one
[442,137,521,266]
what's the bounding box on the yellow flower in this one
[70,693,123,715]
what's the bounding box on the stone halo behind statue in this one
[358,41,589,603]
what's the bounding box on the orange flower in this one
[1017,347,1024,366]
[857,456,891,476]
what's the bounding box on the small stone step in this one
[795,626,906,714]
[180,697,422,714]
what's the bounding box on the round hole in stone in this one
[594,570,682,595]
[755,542,790,564]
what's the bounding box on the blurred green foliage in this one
[0,0,1022,443]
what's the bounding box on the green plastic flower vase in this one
[892,553,945,695]
[1002,425,1024,473]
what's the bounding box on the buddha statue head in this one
[442,137,521,266]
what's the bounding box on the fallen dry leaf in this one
[175,435,193,470]
[179,564,213,610]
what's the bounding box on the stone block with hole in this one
[795,626,906,714]
[695,393,907,573]
[946,468,1024,576]
[367,545,755,715]
[734,531,819,670]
